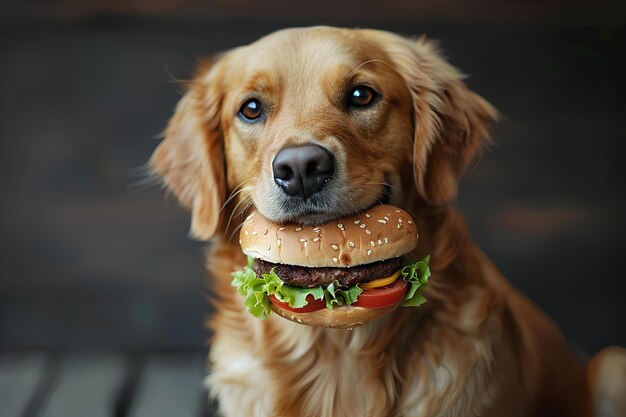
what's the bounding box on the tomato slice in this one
[269,294,326,313]
[353,279,408,309]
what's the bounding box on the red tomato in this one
[353,279,408,309]
[269,294,326,313]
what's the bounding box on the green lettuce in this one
[231,256,327,320]
[324,281,363,309]
[231,256,430,319]
[400,256,431,307]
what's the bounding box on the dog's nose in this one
[272,145,335,199]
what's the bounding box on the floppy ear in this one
[388,36,497,206]
[150,62,226,240]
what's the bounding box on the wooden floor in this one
[0,351,218,417]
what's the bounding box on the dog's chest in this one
[209,319,401,417]
[274,329,397,417]
[208,308,503,417]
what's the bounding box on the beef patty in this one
[252,257,402,288]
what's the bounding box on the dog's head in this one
[151,27,496,240]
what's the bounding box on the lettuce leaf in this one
[324,281,363,309]
[231,263,271,319]
[231,255,431,319]
[275,270,324,308]
[231,263,351,319]
[400,256,431,307]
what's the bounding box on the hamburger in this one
[231,204,430,328]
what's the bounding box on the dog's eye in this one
[348,86,377,108]
[238,99,263,121]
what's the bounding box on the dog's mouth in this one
[254,182,393,226]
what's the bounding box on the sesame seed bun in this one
[269,302,400,329]
[239,205,418,267]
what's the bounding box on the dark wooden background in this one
[1,0,625,415]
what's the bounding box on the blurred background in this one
[1,0,625,416]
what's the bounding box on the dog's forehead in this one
[237,28,378,81]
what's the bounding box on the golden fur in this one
[151,27,623,417]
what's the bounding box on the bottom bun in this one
[270,303,400,329]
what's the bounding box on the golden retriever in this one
[150,27,626,417]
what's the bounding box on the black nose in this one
[272,145,335,199]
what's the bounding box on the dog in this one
[150,27,626,417]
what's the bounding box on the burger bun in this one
[269,302,401,329]
[240,204,418,268]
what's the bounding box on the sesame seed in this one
[349,240,356,247]
[394,209,401,213]
[333,257,338,263]
[398,218,403,223]
[278,227,285,231]
[263,229,269,235]
[397,223,403,229]
[297,318,302,323]
[252,231,257,235]
[313,237,320,242]
[244,230,249,235]
[378,219,387,224]
[384,216,390,221]
[337,223,344,229]
[360,224,366,229]
[367,249,372,256]
[304,241,308,248]
[365,213,371,218]
[313,227,320,233]
[354,220,361,224]
[295,227,302,231]
[378,239,382,245]
[408,220,413,224]
[370,241,375,247]
[365,229,372,235]
[299,238,307,242]
[331,244,339,250]
[239,239,242,244]
[267,244,271,251]
[277,239,282,244]
[384,237,389,244]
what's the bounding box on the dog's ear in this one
[388,36,497,206]
[150,61,226,240]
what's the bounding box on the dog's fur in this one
[151,27,624,417]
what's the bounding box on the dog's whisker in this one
[229,177,258,195]
[224,194,254,235]
[236,198,255,218]
[221,184,256,213]
[224,198,248,235]
[363,181,401,192]
[227,221,245,244]
[224,177,257,195]
[226,196,255,239]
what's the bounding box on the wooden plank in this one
[39,354,126,417]
[0,353,47,417]
[129,352,207,417]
